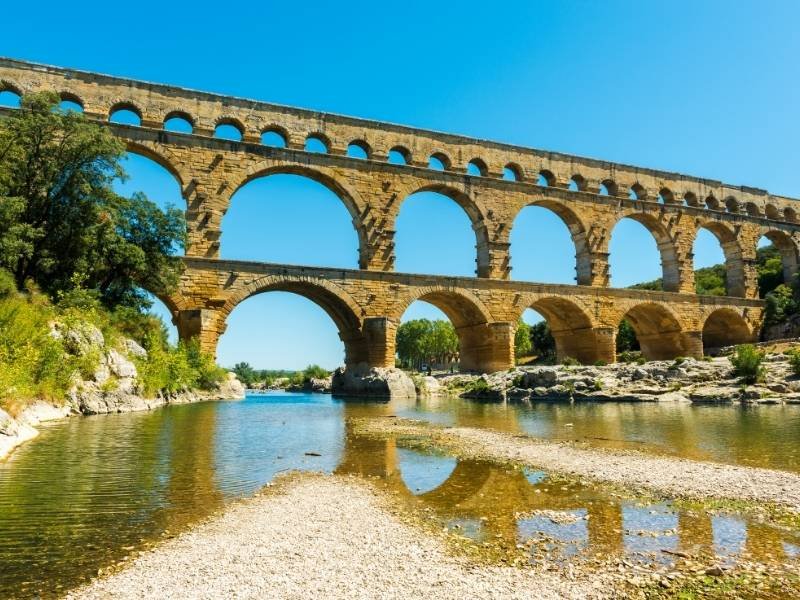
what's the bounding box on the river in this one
[1,392,799,597]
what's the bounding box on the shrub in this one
[561,356,580,367]
[788,350,800,377]
[464,378,491,394]
[635,357,647,365]
[594,360,607,367]
[618,351,642,364]
[729,344,766,384]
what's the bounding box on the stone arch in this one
[612,212,681,291]
[784,207,798,223]
[701,308,754,352]
[58,91,84,110]
[745,202,761,217]
[509,198,592,285]
[618,302,687,360]
[766,204,780,220]
[517,295,602,364]
[694,221,747,297]
[760,229,800,287]
[261,124,289,146]
[394,286,505,372]
[163,109,195,128]
[124,141,187,190]
[108,100,143,121]
[467,157,489,177]
[388,145,411,165]
[600,179,619,196]
[0,79,23,95]
[394,183,492,277]
[223,274,367,366]
[231,162,370,268]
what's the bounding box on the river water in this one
[1,393,799,597]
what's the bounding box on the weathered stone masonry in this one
[1,57,795,370]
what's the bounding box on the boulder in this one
[123,338,147,359]
[331,364,416,399]
[217,372,246,399]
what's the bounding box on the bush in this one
[618,351,641,364]
[788,350,800,377]
[561,356,580,367]
[729,344,765,384]
[594,360,607,367]
[464,378,491,394]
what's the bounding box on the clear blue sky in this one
[3,1,798,369]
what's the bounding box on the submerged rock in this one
[331,364,416,399]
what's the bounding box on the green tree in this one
[514,319,532,358]
[396,319,459,369]
[616,319,639,352]
[0,92,185,311]
[528,321,555,362]
[232,362,258,387]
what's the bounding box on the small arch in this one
[702,308,753,353]
[537,170,556,187]
[109,102,142,126]
[428,152,451,171]
[725,196,740,214]
[684,192,699,207]
[745,202,761,217]
[466,158,488,177]
[305,133,330,154]
[568,174,587,192]
[628,183,647,200]
[694,222,746,297]
[0,86,22,109]
[388,146,411,165]
[214,118,244,141]
[658,187,675,204]
[765,204,780,220]
[599,179,618,196]
[163,111,194,134]
[619,303,685,361]
[503,163,522,182]
[784,207,798,223]
[261,127,288,148]
[57,92,84,113]
[759,230,800,293]
[705,195,721,210]
[346,140,371,159]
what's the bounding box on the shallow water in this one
[1,392,799,597]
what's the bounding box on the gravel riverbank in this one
[357,418,800,512]
[67,475,614,600]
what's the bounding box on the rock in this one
[216,372,246,399]
[123,338,147,359]
[656,391,691,403]
[61,323,105,355]
[106,348,138,379]
[331,364,416,399]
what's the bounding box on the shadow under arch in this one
[395,183,492,277]
[228,164,370,268]
[510,199,591,285]
[522,296,600,364]
[694,221,747,297]
[395,286,503,372]
[222,274,367,366]
[701,308,754,352]
[612,212,681,291]
[619,302,686,360]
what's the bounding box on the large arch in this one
[394,286,505,372]
[701,308,754,352]
[509,200,590,285]
[610,213,680,291]
[394,184,491,277]
[224,165,367,268]
[519,296,600,364]
[618,303,686,360]
[221,275,367,367]
[693,222,747,297]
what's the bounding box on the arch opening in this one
[618,303,685,361]
[510,202,584,284]
[57,95,83,113]
[503,164,521,182]
[599,179,617,196]
[219,284,364,371]
[702,309,752,353]
[757,232,799,298]
[537,170,555,187]
[467,158,488,177]
[222,171,362,268]
[395,187,487,277]
[397,291,493,373]
[109,103,142,126]
[568,175,586,192]
[305,134,329,154]
[261,128,287,148]
[428,152,450,171]
[628,183,646,200]
[520,297,598,365]
[388,146,410,165]
[609,216,677,291]
[725,197,740,214]
[0,89,21,108]
[684,192,699,207]
[693,223,746,297]
[164,113,193,134]
[214,121,243,141]
[346,140,370,159]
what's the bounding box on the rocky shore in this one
[0,323,245,461]
[421,353,800,404]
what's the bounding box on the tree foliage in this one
[514,319,532,358]
[396,319,459,369]
[0,92,185,311]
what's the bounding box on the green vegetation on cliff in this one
[0,93,225,410]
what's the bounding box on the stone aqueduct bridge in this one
[3,58,799,370]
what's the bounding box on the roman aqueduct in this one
[2,57,798,371]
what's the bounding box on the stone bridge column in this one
[175,308,226,356]
[552,326,614,365]
[680,330,704,358]
[458,322,514,373]
[342,317,397,368]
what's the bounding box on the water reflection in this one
[1,393,799,598]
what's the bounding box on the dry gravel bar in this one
[364,419,800,511]
[67,475,614,600]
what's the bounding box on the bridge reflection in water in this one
[334,401,799,565]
